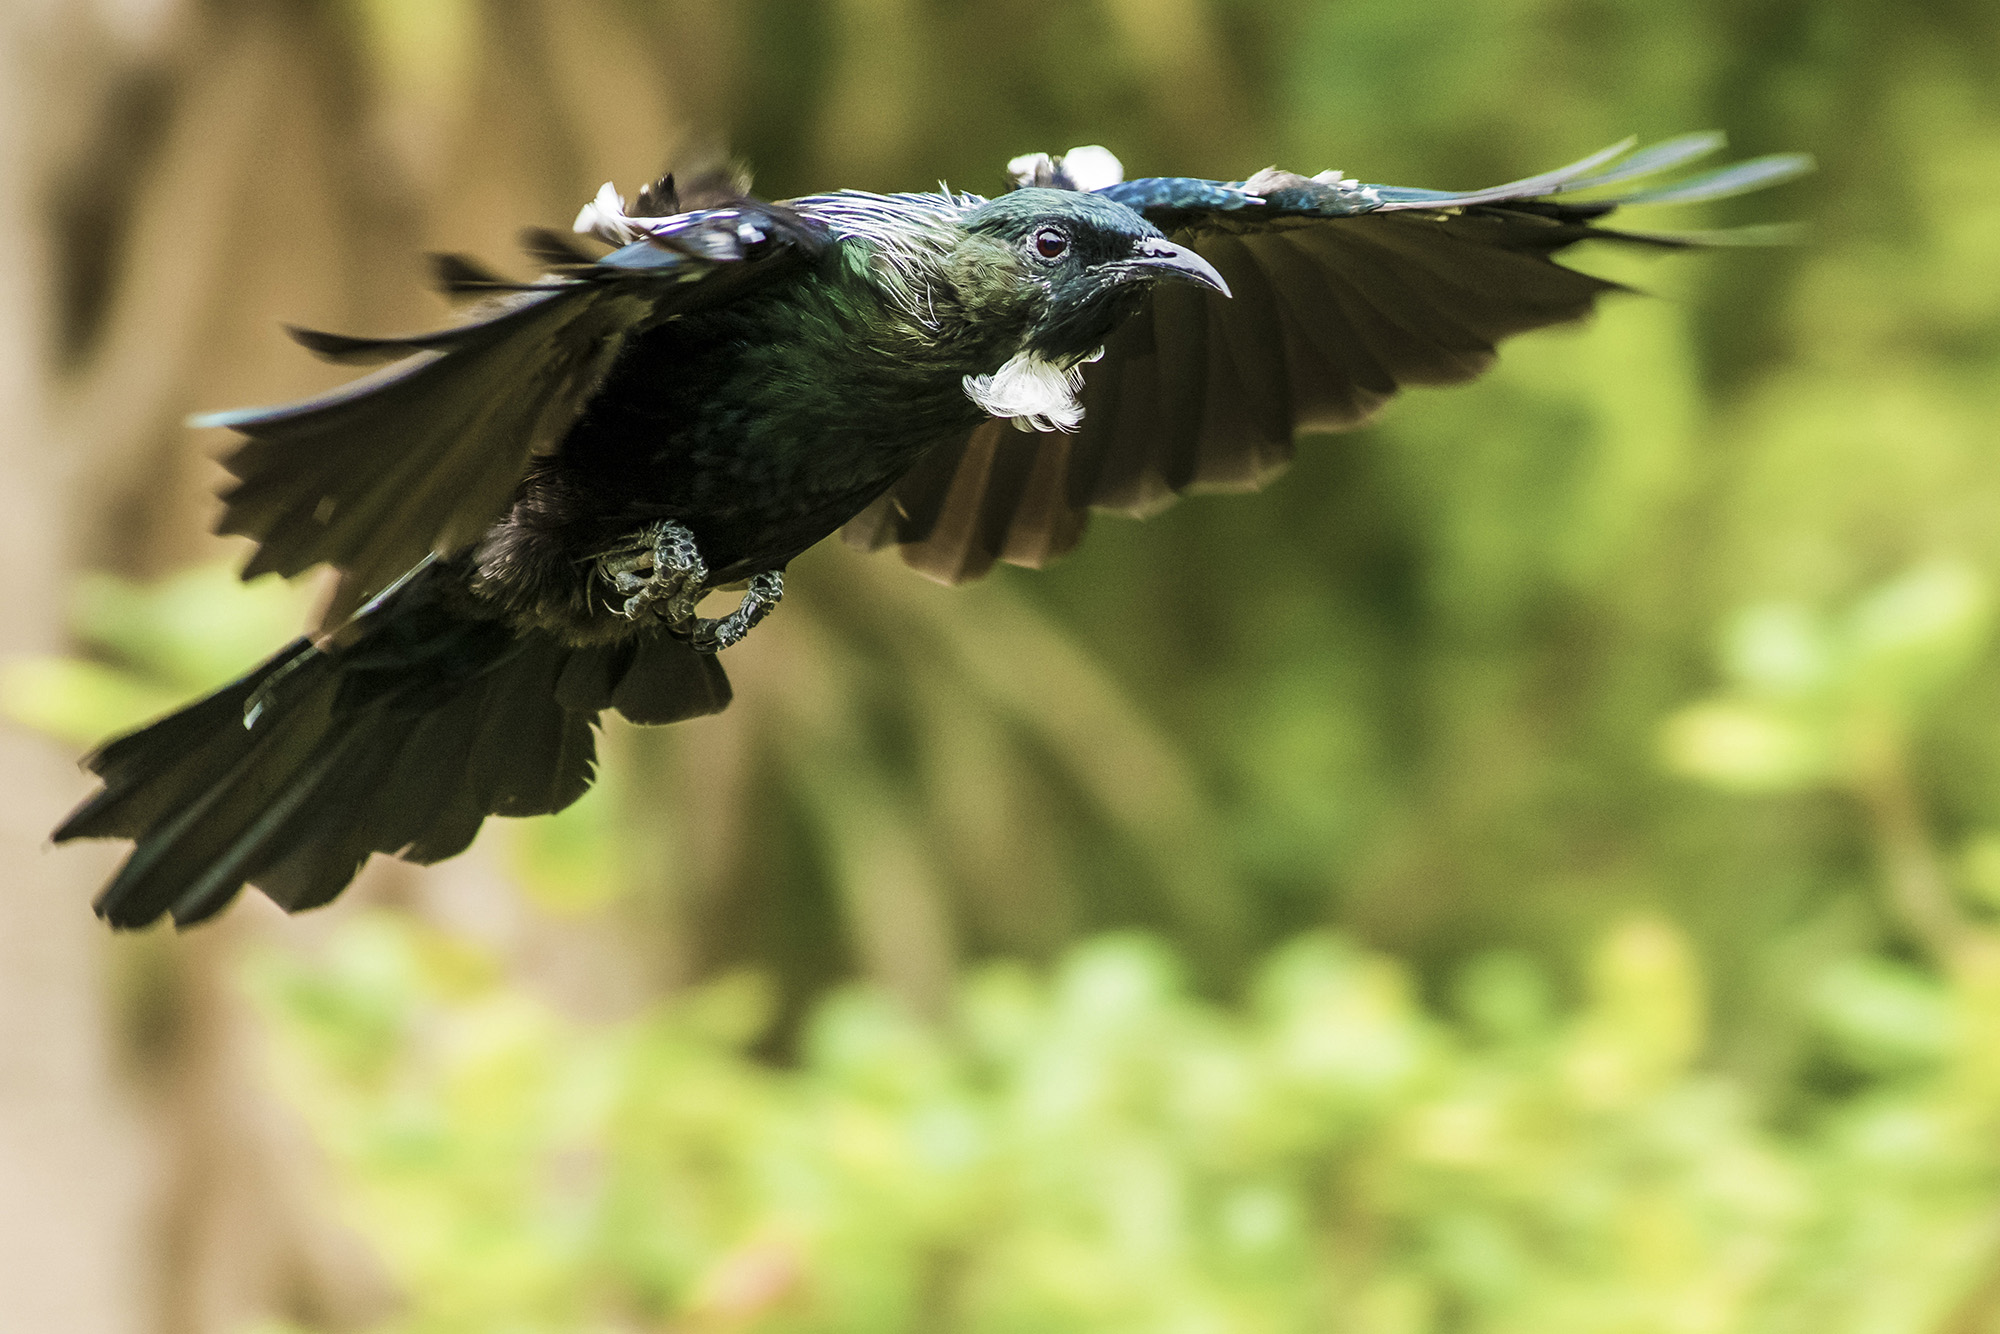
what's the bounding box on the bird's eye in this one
[1033,228,1069,260]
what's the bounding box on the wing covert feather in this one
[215,287,652,599]
[204,200,825,600]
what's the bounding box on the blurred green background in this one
[6,0,2000,1329]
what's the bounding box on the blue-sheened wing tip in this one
[1561,132,1729,193]
[1612,152,1816,207]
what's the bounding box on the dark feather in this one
[215,287,634,600]
[636,158,753,215]
[200,201,827,603]
[887,423,1015,584]
[430,252,517,299]
[519,226,602,270]
[1559,132,1726,193]
[283,323,445,366]
[608,633,733,724]
[1083,310,1173,511]
[55,563,731,928]
[859,137,1803,583]
[1604,154,1815,207]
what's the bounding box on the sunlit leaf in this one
[1659,699,1829,791]
[1840,561,1992,705]
[1724,602,1832,698]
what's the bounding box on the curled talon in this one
[688,570,784,653]
[596,519,708,627]
[594,520,783,651]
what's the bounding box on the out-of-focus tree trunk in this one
[0,8,163,1333]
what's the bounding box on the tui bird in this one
[54,134,1810,929]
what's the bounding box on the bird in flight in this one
[55,134,1810,929]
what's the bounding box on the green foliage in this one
[1662,563,1993,794]
[249,914,2000,1333]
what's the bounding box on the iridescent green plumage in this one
[55,135,1809,928]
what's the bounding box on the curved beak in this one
[1123,237,1231,297]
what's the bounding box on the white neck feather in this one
[963,349,1098,433]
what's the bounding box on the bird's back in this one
[513,209,1031,589]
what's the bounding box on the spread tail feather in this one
[55,565,730,929]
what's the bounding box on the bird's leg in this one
[687,571,784,653]
[597,519,708,631]
[596,521,783,653]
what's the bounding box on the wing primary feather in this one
[1104,346,1172,505]
[969,428,1044,561]
[1603,153,1815,207]
[519,227,602,268]
[1193,235,1295,476]
[1078,312,1166,510]
[282,325,436,367]
[899,425,1004,584]
[430,252,520,298]
[1263,230,1496,389]
[1143,280,1215,492]
[882,441,971,547]
[998,435,1090,569]
[1237,234,1408,431]
[841,493,902,553]
[1559,132,1727,192]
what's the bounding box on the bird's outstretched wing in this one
[847,135,1811,584]
[205,192,825,601]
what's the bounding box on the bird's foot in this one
[596,521,783,653]
[689,570,783,653]
[599,519,709,630]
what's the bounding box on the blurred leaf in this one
[1840,560,1992,707]
[1564,917,1705,1105]
[1660,699,1829,792]
[1452,950,1556,1044]
[0,655,184,747]
[252,915,1982,1333]
[1724,602,1832,698]
[71,566,310,689]
[1810,956,1957,1074]
[1959,833,2000,913]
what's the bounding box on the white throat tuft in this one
[962,348,1100,433]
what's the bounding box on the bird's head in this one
[961,189,1229,361]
